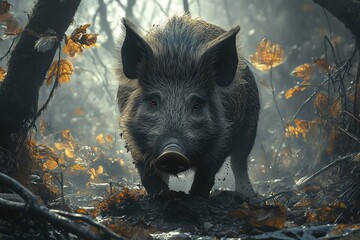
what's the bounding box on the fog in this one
[5,0,356,195]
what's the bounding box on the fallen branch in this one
[0,172,125,240]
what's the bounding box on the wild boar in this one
[116,15,259,202]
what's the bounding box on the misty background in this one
[4,0,356,195]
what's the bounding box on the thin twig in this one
[269,67,292,154]
[256,190,293,204]
[27,42,62,132]
[153,0,168,15]
[0,35,19,61]
[291,48,357,122]
[295,152,358,187]
[50,209,124,240]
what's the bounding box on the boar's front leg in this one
[189,164,221,198]
[136,161,169,194]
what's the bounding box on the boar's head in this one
[120,18,240,175]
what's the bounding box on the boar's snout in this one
[155,140,190,174]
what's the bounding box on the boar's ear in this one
[200,26,240,87]
[121,18,153,79]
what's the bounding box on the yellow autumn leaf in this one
[119,159,125,166]
[65,148,75,159]
[62,129,72,139]
[46,59,74,85]
[106,135,113,143]
[96,165,104,175]
[63,24,98,57]
[250,38,285,71]
[63,37,83,57]
[96,133,104,144]
[71,164,85,171]
[89,167,96,180]
[42,159,58,171]
[0,67,6,81]
[285,86,305,99]
[80,33,98,48]
[285,119,309,139]
[54,142,66,150]
[292,63,313,84]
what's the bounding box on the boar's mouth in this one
[155,142,190,175]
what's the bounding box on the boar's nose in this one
[155,142,190,174]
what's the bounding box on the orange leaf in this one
[63,37,83,57]
[54,142,66,150]
[75,208,88,215]
[96,165,104,175]
[63,24,98,57]
[65,148,75,159]
[71,24,91,38]
[250,38,284,71]
[312,57,330,73]
[96,133,104,144]
[0,67,6,80]
[80,33,98,48]
[293,198,313,209]
[42,159,59,171]
[285,86,305,99]
[328,98,342,118]
[46,59,74,85]
[119,159,125,166]
[61,129,72,139]
[89,167,96,180]
[71,164,85,171]
[285,119,310,139]
[106,135,113,143]
[292,63,313,83]
[313,92,328,114]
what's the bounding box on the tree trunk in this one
[313,0,360,48]
[0,0,81,156]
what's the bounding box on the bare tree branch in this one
[98,0,116,50]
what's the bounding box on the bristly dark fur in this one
[116,14,260,201]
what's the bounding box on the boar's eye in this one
[149,98,157,107]
[193,101,201,110]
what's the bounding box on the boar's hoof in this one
[155,143,190,174]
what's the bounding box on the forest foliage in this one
[0,0,359,239]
